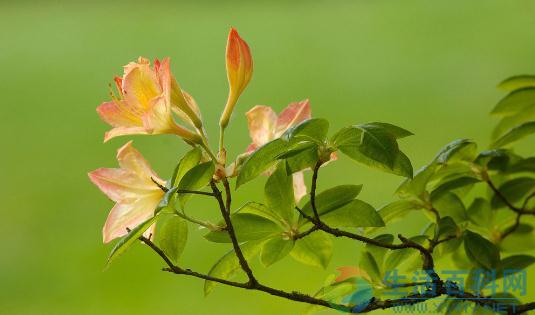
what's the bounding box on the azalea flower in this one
[97,57,202,143]
[219,28,253,129]
[245,100,312,202]
[88,141,165,243]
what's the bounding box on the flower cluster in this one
[88,29,323,242]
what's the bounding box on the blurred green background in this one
[2,0,535,314]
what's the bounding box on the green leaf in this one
[299,185,362,224]
[177,161,215,208]
[171,147,202,187]
[320,200,384,228]
[396,164,437,197]
[359,251,382,284]
[434,139,477,164]
[204,240,264,295]
[236,138,288,188]
[332,123,413,178]
[432,192,468,223]
[492,105,535,140]
[260,237,294,267]
[367,200,422,233]
[475,149,516,170]
[367,122,413,139]
[106,215,158,268]
[437,216,458,238]
[491,177,535,209]
[498,75,535,91]
[204,213,282,243]
[339,146,413,178]
[283,118,329,144]
[467,198,494,230]
[157,215,188,264]
[265,163,295,225]
[366,234,394,270]
[154,186,180,215]
[384,248,418,273]
[430,176,481,200]
[291,231,332,269]
[491,88,535,117]
[490,121,535,148]
[464,230,500,269]
[351,123,399,168]
[234,202,285,227]
[500,223,535,253]
[508,157,535,174]
[283,144,319,174]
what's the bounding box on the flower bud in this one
[219,28,253,129]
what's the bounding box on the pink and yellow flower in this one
[220,28,253,129]
[97,57,202,143]
[88,141,165,243]
[245,100,312,202]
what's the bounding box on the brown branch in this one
[138,165,535,314]
[310,161,323,222]
[210,181,258,286]
[222,177,232,213]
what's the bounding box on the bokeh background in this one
[2,0,535,314]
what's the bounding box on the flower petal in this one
[102,194,162,243]
[275,99,311,136]
[97,101,142,127]
[292,172,307,203]
[116,141,163,184]
[122,58,160,110]
[246,105,277,147]
[88,168,157,202]
[103,126,148,142]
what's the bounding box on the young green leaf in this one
[204,240,264,295]
[498,75,535,91]
[434,139,477,165]
[157,215,188,264]
[171,147,202,187]
[204,213,282,243]
[282,118,330,144]
[491,88,535,117]
[490,121,535,148]
[291,231,332,269]
[237,138,287,188]
[492,106,535,141]
[464,230,500,269]
[260,237,294,267]
[177,161,215,208]
[319,199,384,228]
[106,215,158,268]
[265,163,295,225]
[396,164,437,197]
[299,184,363,223]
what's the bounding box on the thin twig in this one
[210,181,258,286]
